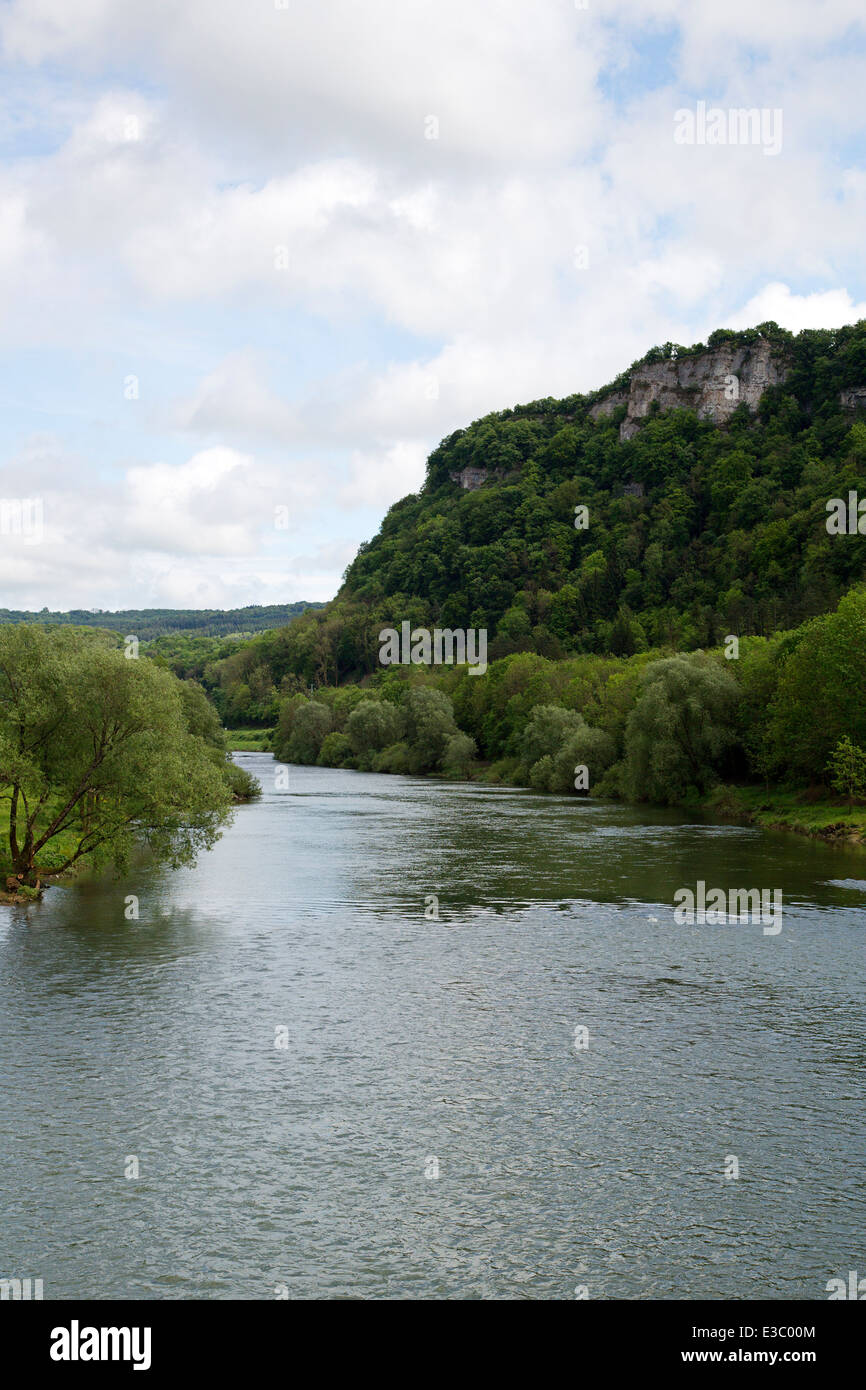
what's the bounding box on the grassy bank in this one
[704,785,866,844]
[225,727,273,752]
[0,816,83,901]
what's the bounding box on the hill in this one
[212,319,866,701]
[0,602,323,643]
[159,321,866,835]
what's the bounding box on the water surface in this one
[1,757,864,1299]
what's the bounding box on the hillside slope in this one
[246,320,866,689]
[175,321,866,830]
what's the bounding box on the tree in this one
[551,725,616,794]
[441,731,477,778]
[346,699,404,757]
[520,705,586,769]
[177,679,260,802]
[767,588,866,777]
[317,732,354,768]
[828,736,866,804]
[284,701,332,763]
[624,654,739,803]
[403,688,461,773]
[0,626,233,887]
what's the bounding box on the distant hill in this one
[0,603,323,643]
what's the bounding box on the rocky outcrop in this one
[450,466,489,490]
[840,387,866,411]
[589,338,790,441]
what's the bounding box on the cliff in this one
[588,337,791,441]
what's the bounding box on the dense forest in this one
[162,321,866,724]
[159,321,866,824]
[266,585,866,811]
[0,602,322,642]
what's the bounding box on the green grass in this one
[0,804,88,893]
[224,727,273,752]
[705,784,866,842]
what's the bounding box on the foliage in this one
[0,603,321,643]
[0,626,237,886]
[765,587,866,777]
[827,736,866,803]
[122,322,866,814]
[623,655,740,803]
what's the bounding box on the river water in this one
[1,756,864,1300]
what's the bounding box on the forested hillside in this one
[156,321,866,825]
[199,322,866,705]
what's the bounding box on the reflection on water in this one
[1,757,864,1299]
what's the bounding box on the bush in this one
[551,726,616,794]
[221,760,262,801]
[529,754,555,790]
[317,732,354,768]
[624,654,739,803]
[441,732,477,778]
[373,741,414,775]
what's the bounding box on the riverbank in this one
[237,724,866,850]
[704,785,866,845]
[225,727,272,752]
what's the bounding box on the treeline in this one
[148,625,328,726]
[269,585,866,806]
[0,602,322,642]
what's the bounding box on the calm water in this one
[1,756,864,1300]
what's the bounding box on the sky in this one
[0,0,865,611]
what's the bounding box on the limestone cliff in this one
[589,337,790,441]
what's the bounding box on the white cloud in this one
[727,283,866,333]
[339,440,428,508]
[0,1,865,607]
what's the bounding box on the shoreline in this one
[229,743,866,851]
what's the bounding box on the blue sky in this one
[0,0,865,610]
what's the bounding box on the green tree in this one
[551,725,616,794]
[346,699,404,757]
[403,688,461,773]
[317,731,354,768]
[441,731,477,778]
[827,735,866,804]
[767,588,866,777]
[284,702,332,763]
[0,626,232,887]
[520,705,586,769]
[624,654,739,803]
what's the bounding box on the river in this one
[1,755,864,1299]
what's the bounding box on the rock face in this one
[589,338,790,441]
[450,466,489,490]
[840,386,866,411]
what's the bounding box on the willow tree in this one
[0,625,233,888]
[624,653,740,804]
